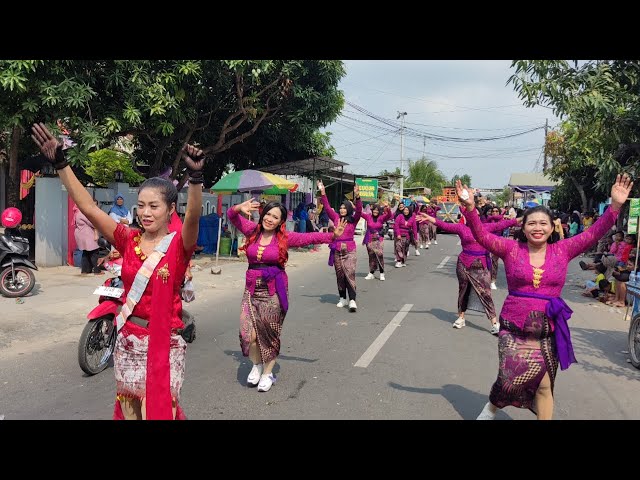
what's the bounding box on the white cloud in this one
[329,60,558,188]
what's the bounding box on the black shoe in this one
[579,261,588,270]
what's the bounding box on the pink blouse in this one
[227,207,334,297]
[463,206,619,328]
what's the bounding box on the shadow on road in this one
[300,293,340,305]
[388,381,514,420]
[411,308,492,334]
[223,350,318,386]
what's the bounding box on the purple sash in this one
[462,249,492,272]
[363,228,381,246]
[508,290,576,371]
[328,241,337,267]
[248,264,289,313]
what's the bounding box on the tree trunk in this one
[7,126,22,207]
[569,177,588,213]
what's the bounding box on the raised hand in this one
[31,123,67,169]
[353,184,360,197]
[235,198,260,217]
[610,174,634,210]
[333,218,348,238]
[317,179,326,195]
[417,213,435,224]
[455,179,474,210]
[182,144,206,184]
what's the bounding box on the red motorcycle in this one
[77,239,123,376]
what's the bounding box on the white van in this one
[354,217,366,235]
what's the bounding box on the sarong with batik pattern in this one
[114,329,187,401]
[334,248,357,297]
[428,223,437,241]
[367,238,384,273]
[395,237,409,263]
[490,311,558,412]
[419,223,429,245]
[491,253,499,281]
[455,257,496,319]
[239,279,285,364]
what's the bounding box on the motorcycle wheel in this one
[629,314,640,369]
[78,316,116,375]
[0,265,35,298]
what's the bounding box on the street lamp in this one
[397,111,407,197]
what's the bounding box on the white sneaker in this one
[257,373,276,392]
[401,263,407,267]
[426,244,429,249]
[337,298,348,308]
[415,250,420,256]
[489,323,500,335]
[349,299,357,312]
[379,273,385,281]
[395,262,403,268]
[452,317,466,328]
[490,282,497,290]
[476,402,497,420]
[427,241,431,245]
[247,363,263,386]
[365,273,375,280]
[406,251,410,257]
[433,240,438,245]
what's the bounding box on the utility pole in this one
[397,111,407,198]
[543,118,549,173]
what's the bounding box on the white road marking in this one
[436,256,451,269]
[354,304,413,368]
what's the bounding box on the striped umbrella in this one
[210,169,298,194]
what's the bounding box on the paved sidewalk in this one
[0,245,329,357]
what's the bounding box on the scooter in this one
[77,239,197,375]
[0,227,37,298]
[77,238,122,375]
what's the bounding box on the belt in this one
[128,315,149,328]
[127,315,192,342]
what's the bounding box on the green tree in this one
[544,121,611,212]
[405,157,447,195]
[509,60,640,193]
[451,174,472,187]
[0,60,345,204]
[494,186,512,207]
[85,149,145,187]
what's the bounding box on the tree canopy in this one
[0,60,345,205]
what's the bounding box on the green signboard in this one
[629,216,639,235]
[630,198,640,218]
[355,178,379,202]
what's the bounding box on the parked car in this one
[354,217,366,235]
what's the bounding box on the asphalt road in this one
[1,233,638,420]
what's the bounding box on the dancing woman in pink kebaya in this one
[361,202,392,281]
[418,211,518,335]
[317,180,363,312]
[456,175,633,420]
[228,199,346,392]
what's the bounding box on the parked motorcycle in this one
[77,239,197,375]
[384,219,394,240]
[0,207,37,298]
[78,238,122,375]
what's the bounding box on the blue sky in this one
[323,60,560,189]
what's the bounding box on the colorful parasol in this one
[210,169,298,195]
